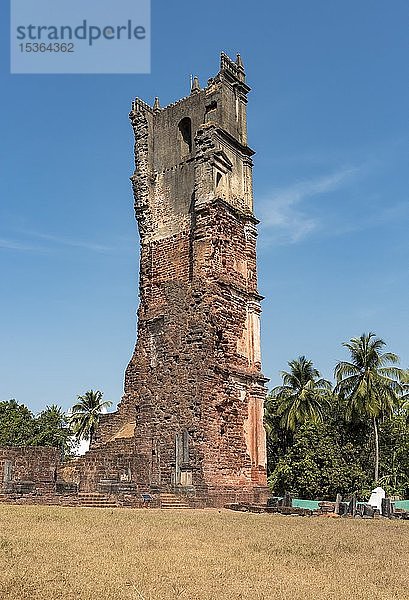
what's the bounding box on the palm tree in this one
[69,390,112,447]
[268,356,332,432]
[334,332,404,482]
[395,368,409,426]
[401,369,409,403]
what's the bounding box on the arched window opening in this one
[178,117,192,157]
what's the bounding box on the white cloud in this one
[24,231,111,253]
[258,167,358,244]
[0,238,41,251]
[0,230,111,253]
[74,438,90,456]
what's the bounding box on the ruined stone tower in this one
[64,53,268,507]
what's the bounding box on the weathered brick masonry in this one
[2,54,269,508]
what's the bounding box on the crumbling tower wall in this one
[67,53,268,506]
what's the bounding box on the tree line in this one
[0,390,111,457]
[265,332,409,500]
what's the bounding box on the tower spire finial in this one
[236,53,244,70]
[153,97,161,112]
[190,75,201,94]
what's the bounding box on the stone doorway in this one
[174,431,192,488]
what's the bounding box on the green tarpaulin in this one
[394,500,409,511]
[274,498,408,511]
[292,498,320,510]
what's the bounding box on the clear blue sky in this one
[1,1,408,414]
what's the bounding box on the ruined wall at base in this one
[58,438,136,493]
[0,447,60,492]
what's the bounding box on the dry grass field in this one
[0,505,408,600]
